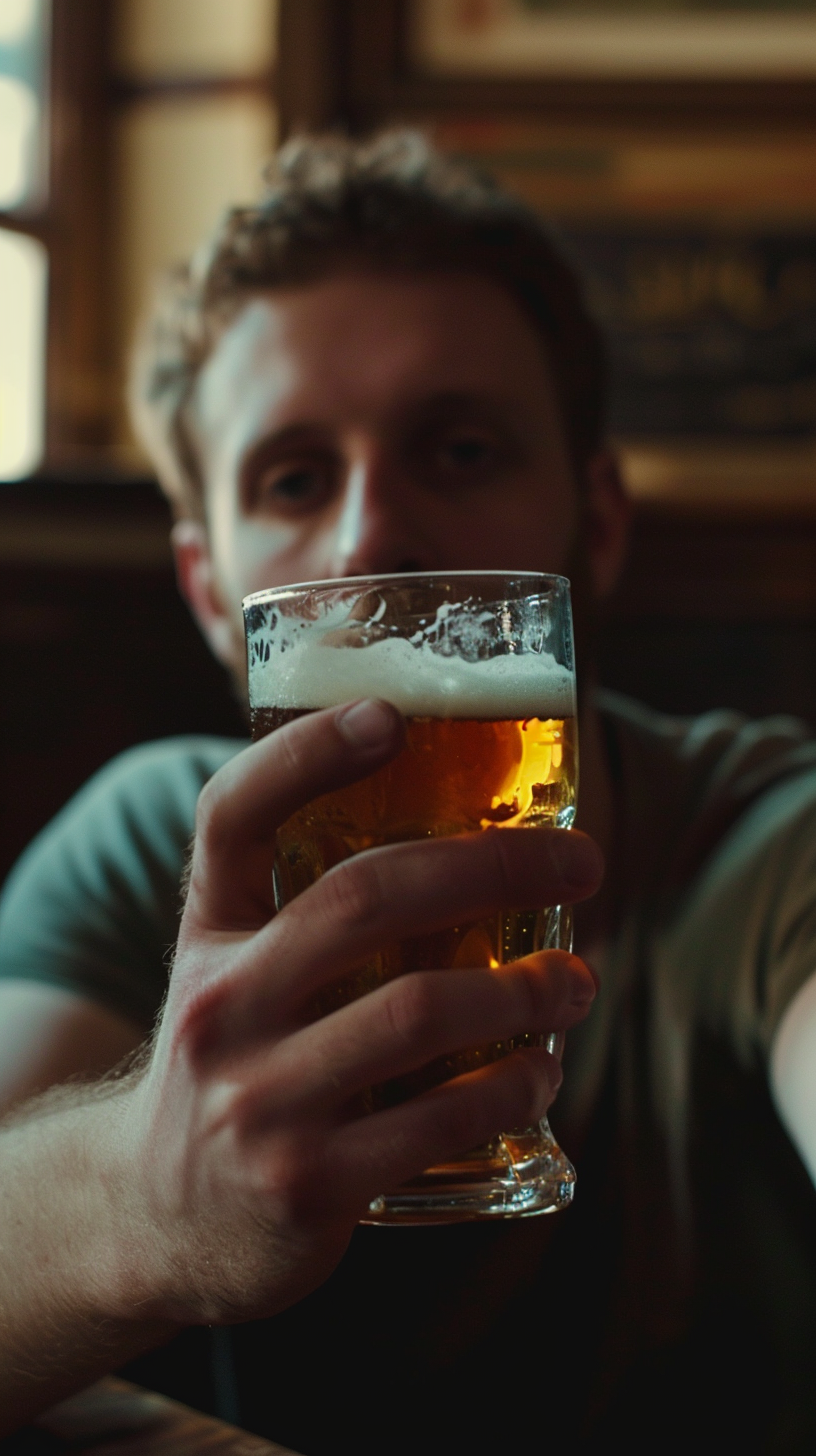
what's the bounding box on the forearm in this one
[0,1083,178,1434]
[771,970,816,1190]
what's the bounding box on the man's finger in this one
[239,950,593,1123]
[186,700,404,929]
[232,825,602,1012]
[327,1047,560,1215]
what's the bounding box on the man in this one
[1,131,816,1450]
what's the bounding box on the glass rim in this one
[243,569,570,613]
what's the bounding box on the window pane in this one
[0,0,47,211]
[114,0,276,80]
[0,226,46,478]
[111,92,276,461]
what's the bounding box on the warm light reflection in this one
[0,0,35,46]
[0,75,36,208]
[484,716,575,829]
[0,227,46,479]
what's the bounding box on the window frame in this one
[0,0,115,474]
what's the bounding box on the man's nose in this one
[327,453,428,579]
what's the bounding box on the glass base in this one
[361,1117,575,1226]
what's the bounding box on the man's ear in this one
[583,449,631,600]
[171,520,242,672]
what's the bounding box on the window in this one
[0,0,278,483]
[0,0,47,479]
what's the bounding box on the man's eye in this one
[440,435,496,469]
[254,463,328,509]
[272,467,319,499]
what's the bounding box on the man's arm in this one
[0,982,142,1113]
[771,970,816,1186]
[0,698,602,1432]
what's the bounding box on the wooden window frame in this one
[0,1,115,473]
[0,0,281,479]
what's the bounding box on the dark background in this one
[563,228,816,439]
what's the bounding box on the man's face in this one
[185,271,582,673]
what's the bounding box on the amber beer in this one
[251,705,576,1026]
[244,572,578,1222]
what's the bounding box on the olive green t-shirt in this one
[3,698,816,1452]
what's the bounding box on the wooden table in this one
[2,1378,302,1455]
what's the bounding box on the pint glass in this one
[243,572,578,1223]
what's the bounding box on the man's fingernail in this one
[337,699,397,748]
[551,832,604,887]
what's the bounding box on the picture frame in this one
[412,0,816,82]
[278,2,816,139]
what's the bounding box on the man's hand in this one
[0,699,601,1427]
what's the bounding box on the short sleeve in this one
[654,766,816,1070]
[0,736,245,1029]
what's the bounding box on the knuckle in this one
[320,856,384,931]
[194,777,228,856]
[511,961,547,1028]
[509,951,574,1028]
[201,1078,248,1139]
[264,1135,326,1223]
[382,974,437,1049]
[170,977,231,1069]
[276,722,310,783]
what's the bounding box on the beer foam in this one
[249,634,574,718]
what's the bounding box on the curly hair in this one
[130,129,607,518]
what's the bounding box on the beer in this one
[253,704,575,1098]
[244,572,578,1220]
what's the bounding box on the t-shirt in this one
[0,735,245,1027]
[3,695,816,1453]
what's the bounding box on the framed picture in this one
[560,224,816,506]
[412,0,816,80]
[278,2,816,137]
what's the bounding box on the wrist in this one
[79,1080,186,1333]
[0,1080,180,1431]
